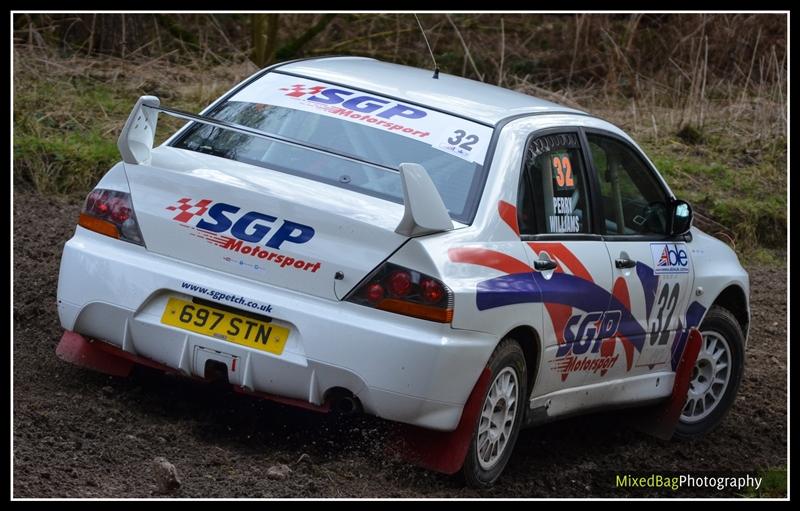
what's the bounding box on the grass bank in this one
[13,46,786,259]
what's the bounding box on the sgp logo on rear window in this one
[281,83,428,122]
[231,73,494,165]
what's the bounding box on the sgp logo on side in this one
[650,243,689,274]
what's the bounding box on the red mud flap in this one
[56,331,135,377]
[57,331,186,376]
[632,327,703,440]
[387,367,491,475]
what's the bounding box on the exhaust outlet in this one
[335,396,359,415]
[327,389,362,415]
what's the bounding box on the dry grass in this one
[12,13,786,254]
[13,46,259,194]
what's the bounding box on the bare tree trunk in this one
[250,14,280,68]
[265,14,280,64]
[250,14,266,66]
[82,14,153,55]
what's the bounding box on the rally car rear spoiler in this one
[118,96,453,237]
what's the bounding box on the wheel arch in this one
[709,284,750,340]
[502,324,542,399]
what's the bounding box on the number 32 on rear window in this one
[552,155,574,189]
[447,129,479,151]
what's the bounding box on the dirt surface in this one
[13,191,787,498]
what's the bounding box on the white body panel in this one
[127,146,416,301]
[57,57,749,431]
[58,227,496,431]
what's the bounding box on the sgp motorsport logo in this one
[166,197,322,273]
[279,83,432,139]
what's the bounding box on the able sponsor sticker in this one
[230,73,493,165]
[650,243,690,274]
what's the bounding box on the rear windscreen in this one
[171,72,494,223]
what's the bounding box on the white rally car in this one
[56,56,749,486]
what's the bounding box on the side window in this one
[586,134,668,236]
[517,132,591,235]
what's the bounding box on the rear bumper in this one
[56,330,332,412]
[57,227,497,431]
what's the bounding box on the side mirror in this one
[669,199,693,236]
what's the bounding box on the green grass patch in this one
[13,49,786,254]
[643,135,786,251]
[740,467,787,498]
[14,131,119,194]
[740,246,786,267]
[13,53,231,195]
[14,74,131,194]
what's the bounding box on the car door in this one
[515,129,617,396]
[584,130,696,378]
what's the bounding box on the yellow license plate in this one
[160,297,289,355]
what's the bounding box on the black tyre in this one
[674,305,745,439]
[462,338,528,488]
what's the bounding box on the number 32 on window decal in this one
[552,155,575,188]
[447,129,480,151]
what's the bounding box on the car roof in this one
[275,56,585,126]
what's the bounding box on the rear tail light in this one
[346,263,454,323]
[78,189,145,246]
[420,278,445,304]
[386,270,412,297]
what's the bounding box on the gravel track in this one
[12,191,787,498]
